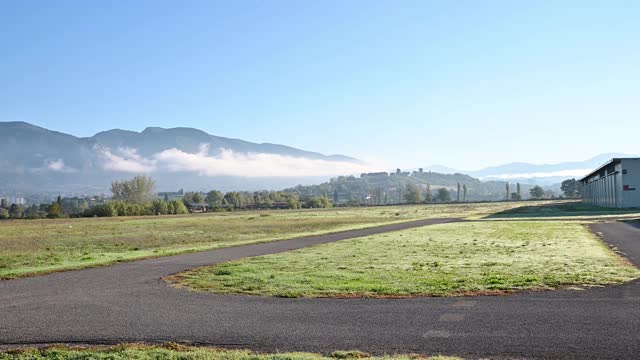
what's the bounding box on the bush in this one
[93,203,117,217]
[304,196,333,208]
[171,200,188,214]
[79,199,196,218]
[151,199,169,215]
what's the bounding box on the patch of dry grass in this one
[0,343,461,360]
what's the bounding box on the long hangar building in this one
[580,158,640,208]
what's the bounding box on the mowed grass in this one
[0,202,533,279]
[485,200,640,219]
[174,221,640,297]
[0,344,460,360]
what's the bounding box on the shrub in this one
[304,196,333,208]
[171,200,188,214]
[151,200,169,215]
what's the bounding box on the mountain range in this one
[0,121,634,193]
[425,153,637,185]
[0,121,363,193]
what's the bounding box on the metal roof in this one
[186,202,209,207]
[579,158,639,182]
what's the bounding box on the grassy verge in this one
[0,344,460,360]
[172,221,640,297]
[0,202,538,279]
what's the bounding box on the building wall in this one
[582,161,622,208]
[621,159,640,208]
[582,159,640,208]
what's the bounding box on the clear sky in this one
[2,0,639,170]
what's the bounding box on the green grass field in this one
[1,200,638,280]
[0,202,535,279]
[173,221,640,297]
[0,344,459,360]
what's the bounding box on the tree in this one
[511,192,521,200]
[286,196,301,209]
[463,184,468,202]
[183,191,204,204]
[205,190,224,207]
[516,183,521,199]
[47,202,63,218]
[425,184,432,203]
[151,199,169,215]
[561,178,582,198]
[9,204,24,219]
[192,192,204,203]
[372,187,384,205]
[111,176,156,204]
[404,183,422,204]
[436,188,452,202]
[505,182,510,200]
[333,189,339,205]
[79,200,89,213]
[305,196,332,208]
[224,192,243,209]
[25,205,46,219]
[529,185,545,199]
[0,198,8,209]
[0,208,8,219]
[456,183,461,202]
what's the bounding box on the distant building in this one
[360,172,389,178]
[580,158,640,208]
[186,202,209,213]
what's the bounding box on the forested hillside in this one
[286,169,540,204]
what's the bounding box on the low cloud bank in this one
[100,147,155,173]
[98,144,378,177]
[45,159,76,173]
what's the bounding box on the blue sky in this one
[1,0,639,170]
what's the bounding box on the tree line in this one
[0,175,333,220]
[180,189,309,210]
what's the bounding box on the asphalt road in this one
[0,218,639,360]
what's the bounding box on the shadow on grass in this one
[485,201,640,219]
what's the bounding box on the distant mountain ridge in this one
[1,121,357,162]
[0,121,361,192]
[425,153,638,185]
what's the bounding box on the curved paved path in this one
[1,218,639,359]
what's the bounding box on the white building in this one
[580,158,640,208]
